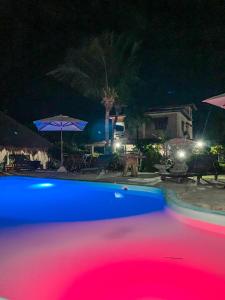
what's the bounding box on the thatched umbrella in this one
[0,111,51,168]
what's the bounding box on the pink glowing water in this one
[0,177,224,299]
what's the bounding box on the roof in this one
[145,104,197,120]
[0,111,51,150]
[146,104,197,112]
[164,138,195,145]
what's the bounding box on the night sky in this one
[1,0,225,142]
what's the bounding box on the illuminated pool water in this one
[0,176,224,300]
[0,176,164,224]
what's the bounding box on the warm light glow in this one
[196,140,205,148]
[115,141,121,148]
[176,150,186,159]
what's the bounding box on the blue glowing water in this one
[0,176,165,226]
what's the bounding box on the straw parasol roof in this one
[164,138,195,146]
[0,111,51,151]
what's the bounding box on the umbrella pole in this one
[57,128,66,172]
[60,129,63,166]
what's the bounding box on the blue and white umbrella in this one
[34,115,88,171]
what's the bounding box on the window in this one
[115,124,125,132]
[154,117,168,130]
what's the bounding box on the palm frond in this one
[47,32,141,104]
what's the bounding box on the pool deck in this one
[6,170,225,215]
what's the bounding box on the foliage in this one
[108,152,123,171]
[47,32,141,144]
[48,141,82,161]
[210,144,225,155]
[125,102,149,143]
[210,144,225,163]
[135,143,162,172]
[219,163,225,171]
[48,32,140,103]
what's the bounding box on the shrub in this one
[108,152,123,171]
[136,143,162,172]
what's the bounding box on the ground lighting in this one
[196,140,205,148]
[176,150,186,159]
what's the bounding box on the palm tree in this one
[47,32,140,151]
[125,104,147,144]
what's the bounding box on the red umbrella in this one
[203,93,225,110]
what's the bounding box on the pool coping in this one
[163,188,225,227]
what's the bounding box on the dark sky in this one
[0,0,225,141]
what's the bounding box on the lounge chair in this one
[157,154,224,184]
[187,154,223,184]
[8,155,41,171]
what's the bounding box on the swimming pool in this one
[0,176,164,224]
[0,176,224,300]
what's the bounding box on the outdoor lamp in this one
[177,150,186,159]
[115,141,121,149]
[196,140,205,148]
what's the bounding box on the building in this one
[143,104,197,140]
[0,111,51,168]
[111,104,197,151]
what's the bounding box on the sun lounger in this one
[158,154,224,184]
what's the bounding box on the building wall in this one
[144,111,193,140]
[167,112,178,138]
[176,112,193,139]
[111,106,194,146]
[144,112,178,139]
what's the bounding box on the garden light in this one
[196,140,205,148]
[177,150,186,159]
[115,141,121,149]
